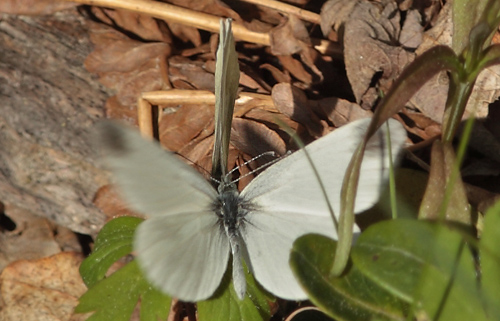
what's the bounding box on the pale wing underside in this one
[239,118,406,299]
[97,122,217,217]
[242,211,350,300]
[240,118,406,218]
[134,212,230,302]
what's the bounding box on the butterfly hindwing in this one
[135,212,230,302]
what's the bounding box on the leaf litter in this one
[0,0,500,320]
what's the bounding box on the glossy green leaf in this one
[198,263,273,321]
[75,260,171,321]
[291,234,407,321]
[80,216,143,287]
[333,45,461,275]
[479,200,500,320]
[413,230,485,320]
[352,219,487,320]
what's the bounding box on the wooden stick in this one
[240,0,321,24]
[63,0,340,56]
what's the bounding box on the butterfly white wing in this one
[240,118,406,299]
[135,212,230,302]
[240,211,337,300]
[97,122,218,217]
[98,122,228,301]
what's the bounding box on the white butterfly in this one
[97,117,406,302]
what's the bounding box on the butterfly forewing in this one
[97,122,217,217]
[240,118,406,300]
[98,122,228,301]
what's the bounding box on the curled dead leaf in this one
[90,7,169,42]
[310,97,372,127]
[269,15,310,56]
[411,2,496,122]
[231,117,287,166]
[320,0,358,35]
[343,0,416,103]
[85,26,170,74]
[159,104,214,152]
[272,83,327,138]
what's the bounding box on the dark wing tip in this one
[95,121,130,156]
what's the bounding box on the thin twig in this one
[63,0,340,56]
[240,0,321,24]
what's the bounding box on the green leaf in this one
[80,216,143,287]
[291,234,407,321]
[418,141,471,224]
[352,219,487,320]
[453,0,489,54]
[75,260,171,321]
[140,283,173,321]
[476,44,500,75]
[197,263,273,321]
[333,45,461,275]
[479,200,500,320]
[360,168,427,223]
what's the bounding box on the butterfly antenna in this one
[226,151,282,185]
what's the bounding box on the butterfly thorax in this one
[215,182,242,235]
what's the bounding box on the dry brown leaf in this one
[400,9,424,49]
[85,25,170,74]
[90,7,169,42]
[243,107,298,133]
[310,97,372,127]
[260,63,292,83]
[297,46,324,85]
[0,252,87,321]
[180,135,215,176]
[235,154,256,191]
[239,64,272,93]
[159,104,214,152]
[231,118,287,165]
[104,95,139,125]
[0,0,76,15]
[269,15,310,56]
[167,21,202,47]
[277,55,313,86]
[401,109,441,140]
[343,0,416,104]
[85,23,171,118]
[270,15,324,88]
[320,0,358,35]
[93,184,141,220]
[411,2,496,122]
[271,83,328,138]
[411,0,442,25]
[169,56,216,91]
